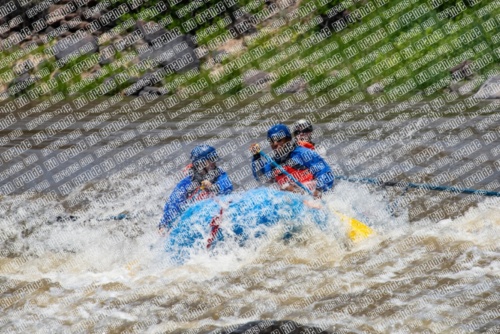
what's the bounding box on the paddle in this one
[258,150,374,241]
[206,207,223,248]
[336,176,500,197]
[195,182,226,249]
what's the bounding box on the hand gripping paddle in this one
[258,149,374,242]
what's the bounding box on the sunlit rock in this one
[474,76,500,99]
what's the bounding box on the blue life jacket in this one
[252,145,334,192]
[159,167,233,229]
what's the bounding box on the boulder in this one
[98,10,117,29]
[320,9,350,30]
[8,72,38,95]
[46,5,68,26]
[64,13,79,20]
[55,215,78,222]
[0,89,9,101]
[75,7,85,18]
[473,76,500,99]
[99,56,113,66]
[136,20,168,44]
[134,39,150,54]
[367,82,384,95]
[89,12,102,21]
[449,80,477,95]
[212,50,229,64]
[211,320,332,334]
[13,59,35,76]
[11,72,31,85]
[277,76,307,94]
[232,13,258,36]
[60,30,72,38]
[67,18,89,32]
[243,69,275,87]
[54,34,99,61]
[33,35,44,46]
[450,60,474,81]
[122,71,167,96]
[139,34,199,73]
[115,72,137,85]
[0,0,48,30]
[139,86,168,97]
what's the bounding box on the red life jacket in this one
[274,165,314,186]
[183,163,193,175]
[298,141,315,150]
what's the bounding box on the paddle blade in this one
[333,211,374,242]
[348,217,374,241]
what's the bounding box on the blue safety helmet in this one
[267,124,292,143]
[190,144,219,164]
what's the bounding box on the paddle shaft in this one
[207,207,223,248]
[259,151,373,240]
[336,176,500,197]
[259,151,314,196]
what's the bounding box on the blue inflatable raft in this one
[164,188,330,262]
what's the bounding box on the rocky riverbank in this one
[0,0,499,104]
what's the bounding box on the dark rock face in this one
[450,60,474,81]
[136,20,168,44]
[0,0,48,30]
[68,21,90,32]
[53,34,99,61]
[320,9,350,31]
[232,13,257,36]
[46,4,68,27]
[11,72,31,85]
[209,320,331,334]
[14,59,35,76]
[98,56,113,66]
[8,72,38,95]
[122,70,169,96]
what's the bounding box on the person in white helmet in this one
[292,119,315,150]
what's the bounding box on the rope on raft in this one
[336,175,500,197]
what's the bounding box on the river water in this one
[0,96,499,333]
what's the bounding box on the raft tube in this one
[164,188,329,262]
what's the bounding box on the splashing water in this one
[1,175,499,333]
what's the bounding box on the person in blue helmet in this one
[250,124,334,198]
[158,144,233,233]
